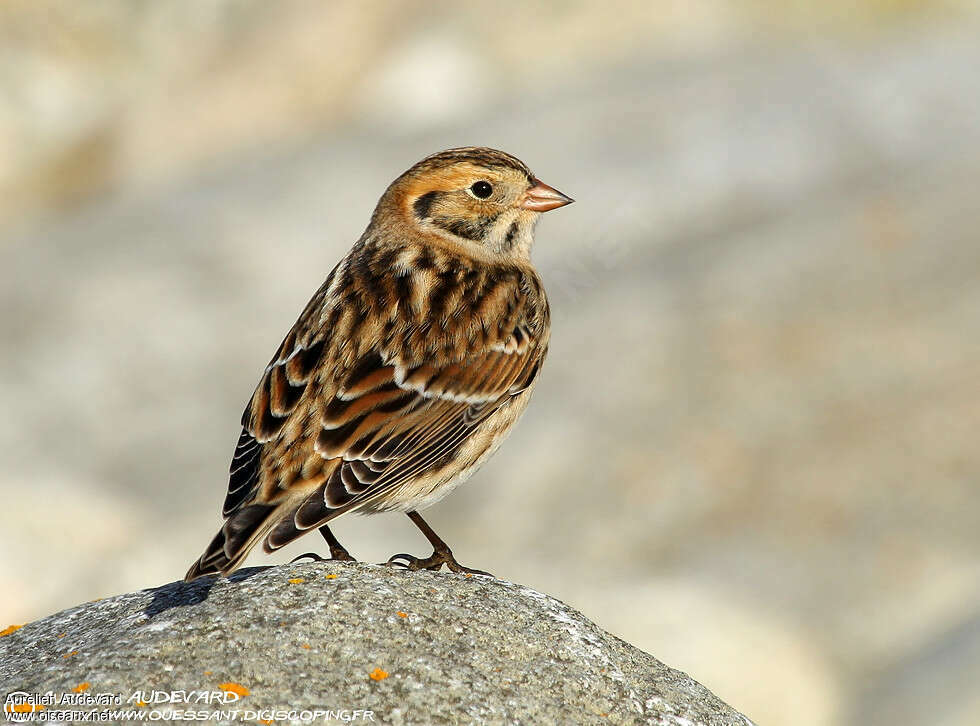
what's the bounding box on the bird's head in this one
[376,147,573,258]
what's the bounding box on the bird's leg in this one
[319,524,356,561]
[290,525,356,563]
[385,511,493,577]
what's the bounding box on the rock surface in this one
[0,562,751,725]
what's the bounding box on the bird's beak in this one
[521,178,574,212]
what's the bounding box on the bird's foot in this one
[327,546,357,562]
[290,547,356,565]
[384,549,493,577]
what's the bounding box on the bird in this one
[185,147,572,581]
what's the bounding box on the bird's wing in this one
[186,256,548,579]
[263,318,545,548]
[221,282,332,517]
[263,261,548,549]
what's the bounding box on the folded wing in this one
[185,256,548,580]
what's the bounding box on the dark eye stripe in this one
[413,191,439,219]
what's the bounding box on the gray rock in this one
[0,562,752,725]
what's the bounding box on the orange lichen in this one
[62,650,78,658]
[57,633,67,638]
[464,573,473,578]
[8,703,45,714]
[369,668,389,681]
[203,671,212,675]
[259,720,275,725]
[287,578,304,584]
[218,682,250,697]
[136,701,148,707]
[0,624,23,637]
[324,574,338,580]
[301,643,312,649]
[396,611,408,618]
[72,683,90,693]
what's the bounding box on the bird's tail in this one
[184,472,361,581]
[184,503,279,581]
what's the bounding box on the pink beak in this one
[521,178,574,212]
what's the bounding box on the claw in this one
[291,552,327,564]
[384,554,415,569]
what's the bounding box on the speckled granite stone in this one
[0,562,753,725]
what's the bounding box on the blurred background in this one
[2,1,979,724]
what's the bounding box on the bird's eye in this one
[469,181,493,199]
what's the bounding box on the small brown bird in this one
[185,147,572,580]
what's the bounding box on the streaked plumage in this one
[186,147,572,580]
